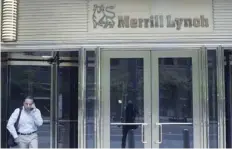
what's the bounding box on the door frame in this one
[151,49,202,148]
[100,50,152,148]
[216,47,226,148]
[99,48,204,148]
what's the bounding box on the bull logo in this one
[92,4,116,28]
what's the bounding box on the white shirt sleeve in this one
[7,108,20,139]
[31,108,43,127]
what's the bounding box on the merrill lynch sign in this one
[92,5,209,30]
[88,1,213,33]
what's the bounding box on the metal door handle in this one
[156,123,162,144]
[141,123,147,144]
[110,123,145,125]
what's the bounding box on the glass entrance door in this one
[100,49,202,148]
[151,50,202,148]
[100,51,151,148]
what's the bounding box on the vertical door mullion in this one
[196,49,203,147]
[50,58,54,148]
[204,47,209,148]
[151,51,160,148]
[217,46,226,148]
[78,48,86,148]
[50,52,59,148]
[144,51,152,149]
[101,50,110,148]
[195,48,209,148]
[192,49,201,148]
[199,47,209,148]
[95,47,101,148]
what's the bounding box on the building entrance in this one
[1,47,229,148]
[99,49,205,148]
[1,51,79,148]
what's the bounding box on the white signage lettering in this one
[88,0,213,33]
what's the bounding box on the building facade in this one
[1,0,232,148]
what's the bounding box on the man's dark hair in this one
[24,96,34,102]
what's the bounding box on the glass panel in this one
[1,52,8,148]
[110,58,144,148]
[5,51,81,148]
[57,66,78,148]
[160,124,193,148]
[15,52,52,57]
[224,50,232,148]
[86,51,95,148]
[207,50,218,148]
[159,58,193,148]
[59,51,79,58]
[8,65,51,148]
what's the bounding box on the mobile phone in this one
[30,104,35,110]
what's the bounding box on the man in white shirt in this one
[7,96,43,148]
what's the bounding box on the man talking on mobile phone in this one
[7,96,43,148]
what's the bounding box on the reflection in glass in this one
[9,65,51,148]
[59,51,79,57]
[58,66,78,148]
[225,50,232,148]
[4,51,82,148]
[86,51,95,148]
[160,124,193,148]
[12,51,52,57]
[110,58,144,148]
[1,52,9,147]
[159,58,193,148]
[207,50,218,148]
